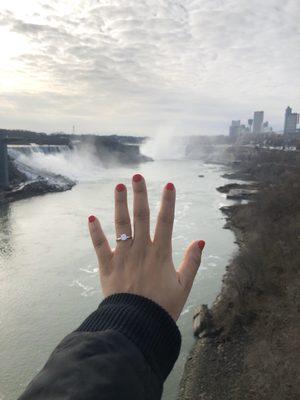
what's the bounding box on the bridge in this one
[0,135,71,189]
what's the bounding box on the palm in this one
[88,174,205,321]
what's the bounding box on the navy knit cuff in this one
[76,293,181,381]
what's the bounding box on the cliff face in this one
[91,135,152,164]
[179,148,300,400]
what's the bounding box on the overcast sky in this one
[0,0,299,135]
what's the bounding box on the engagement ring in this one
[116,234,132,241]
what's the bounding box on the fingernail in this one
[133,173,143,182]
[89,215,96,223]
[166,182,174,191]
[116,183,125,192]
[198,240,205,250]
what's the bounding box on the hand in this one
[88,174,205,321]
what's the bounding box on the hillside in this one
[179,148,300,400]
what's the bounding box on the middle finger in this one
[132,174,150,243]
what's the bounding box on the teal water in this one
[0,160,236,400]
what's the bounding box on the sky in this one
[0,0,299,136]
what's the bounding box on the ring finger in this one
[114,183,132,248]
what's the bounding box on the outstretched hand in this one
[88,174,205,321]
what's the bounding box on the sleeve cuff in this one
[76,293,181,381]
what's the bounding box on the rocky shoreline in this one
[0,175,75,204]
[179,148,300,400]
[0,156,76,204]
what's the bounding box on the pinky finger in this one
[177,240,205,291]
[88,215,113,272]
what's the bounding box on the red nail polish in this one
[89,215,96,223]
[198,240,205,250]
[166,182,174,191]
[133,174,142,182]
[116,183,125,192]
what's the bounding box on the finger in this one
[132,174,150,241]
[88,215,113,271]
[114,183,132,246]
[177,240,205,291]
[153,182,175,247]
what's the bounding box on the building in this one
[229,120,241,137]
[248,119,253,132]
[284,106,299,134]
[252,111,264,134]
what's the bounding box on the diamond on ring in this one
[116,234,132,241]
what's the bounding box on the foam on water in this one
[8,144,103,182]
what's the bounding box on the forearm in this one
[18,294,181,400]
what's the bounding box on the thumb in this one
[178,240,205,290]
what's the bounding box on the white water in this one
[141,135,188,160]
[8,144,104,182]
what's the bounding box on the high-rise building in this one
[252,111,264,134]
[229,120,241,137]
[284,106,299,134]
[248,119,253,132]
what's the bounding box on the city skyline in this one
[229,105,299,137]
[0,0,300,136]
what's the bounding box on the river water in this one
[0,159,236,400]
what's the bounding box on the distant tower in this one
[263,121,269,132]
[248,119,253,133]
[284,106,299,134]
[252,111,264,134]
[72,125,75,135]
[229,120,241,137]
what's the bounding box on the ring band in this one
[116,234,132,242]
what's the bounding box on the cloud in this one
[0,0,299,134]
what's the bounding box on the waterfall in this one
[8,144,72,156]
[8,143,103,182]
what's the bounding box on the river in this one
[0,159,236,400]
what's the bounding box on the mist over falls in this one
[7,136,234,186]
[8,144,104,182]
[141,136,188,160]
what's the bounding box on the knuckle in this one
[163,195,174,204]
[115,217,130,227]
[158,213,173,225]
[154,245,170,259]
[94,237,106,249]
[134,208,149,221]
[189,253,200,267]
[115,197,125,204]
[134,186,145,194]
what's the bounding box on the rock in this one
[227,188,257,200]
[198,174,205,178]
[220,206,233,216]
[8,156,27,185]
[2,178,75,203]
[193,305,214,338]
[217,182,259,194]
[217,183,246,193]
